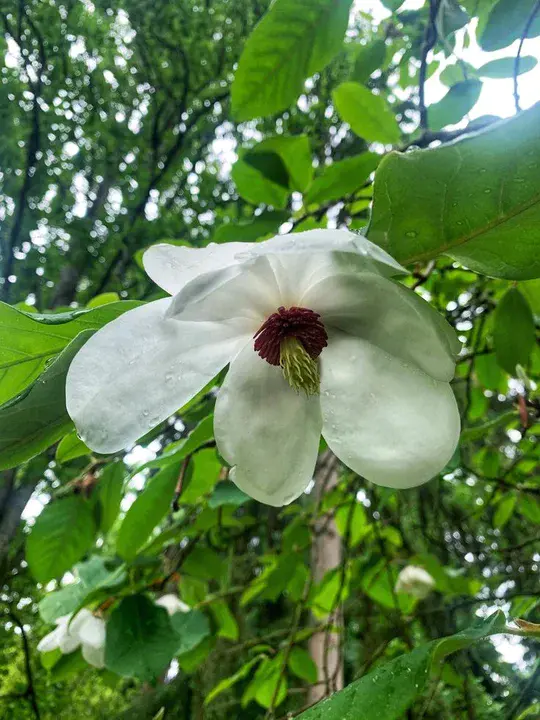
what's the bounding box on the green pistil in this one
[280,337,320,395]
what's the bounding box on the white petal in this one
[321,333,460,489]
[166,255,281,325]
[82,642,105,668]
[66,299,249,453]
[143,241,251,295]
[241,229,406,277]
[214,342,322,507]
[303,272,460,382]
[37,627,63,653]
[155,594,190,615]
[58,629,81,654]
[78,615,106,649]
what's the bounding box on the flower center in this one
[254,306,328,394]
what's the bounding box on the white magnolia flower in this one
[37,608,106,668]
[66,229,460,506]
[155,593,190,615]
[395,565,436,599]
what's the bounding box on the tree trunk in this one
[308,453,344,705]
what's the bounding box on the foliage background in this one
[0,0,539,718]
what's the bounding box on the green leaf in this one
[213,211,289,244]
[26,496,96,583]
[493,494,517,528]
[477,56,537,78]
[243,654,287,709]
[0,331,93,470]
[39,556,116,622]
[170,608,211,655]
[49,650,88,681]
[305,153,379,206]
[427,80,482,131]
[209,600,239,641]
[97,462,125,534]
[105,594,180,680]
[86,292,120,308]
[116,462,181,560]
[182,546,226,582]
[288,647,318,683]
[139,415,215,473]
[55,431,91,464]
[0,301,138,405]
[368,104,540,279]
[493,288,535,374]
[480,0,540,52]
[298,644,432,719]
[352,39,387,84]
[179,448,221,505]
[208,482,250,509]
[205,656,264,706]
[298,612,508,719]
[333,82,400,144]
[431,610,507,664]
[231,0,354,121]
[232,135,312,207]
[436,0,469,37]
[334,502,367,547]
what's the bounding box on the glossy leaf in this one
[55,431,91,464]
[0,301,138,405]
[368,104,540,279]
[0,332,93,470]
[232,0,353,120]
[333,82,400,144]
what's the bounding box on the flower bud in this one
[395,565,435,599]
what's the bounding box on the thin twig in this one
[513,0,540,112]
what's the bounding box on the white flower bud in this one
[395,565,435,599]
[155,593,190,616]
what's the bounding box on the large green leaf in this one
[0,331,93,470]
[368,104,540,279]
[115,462,181,560]
[105,595,180,680]
[333,82,400,144]
[231,0,353,121]
[493,288,535,374]
[299,644,432,719]
[55,431,90,464]
[26,496,96,583]
[0,301,138,405]
[298,612,507,719]
[305,153,379,206]
[427,80,482,131]
[480,0,540,51]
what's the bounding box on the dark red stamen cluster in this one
[254,306,328,366]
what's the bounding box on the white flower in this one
[155,593,190,615]
[395,566,436,599]
[66,229,460,506]
[37,609,106,668]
